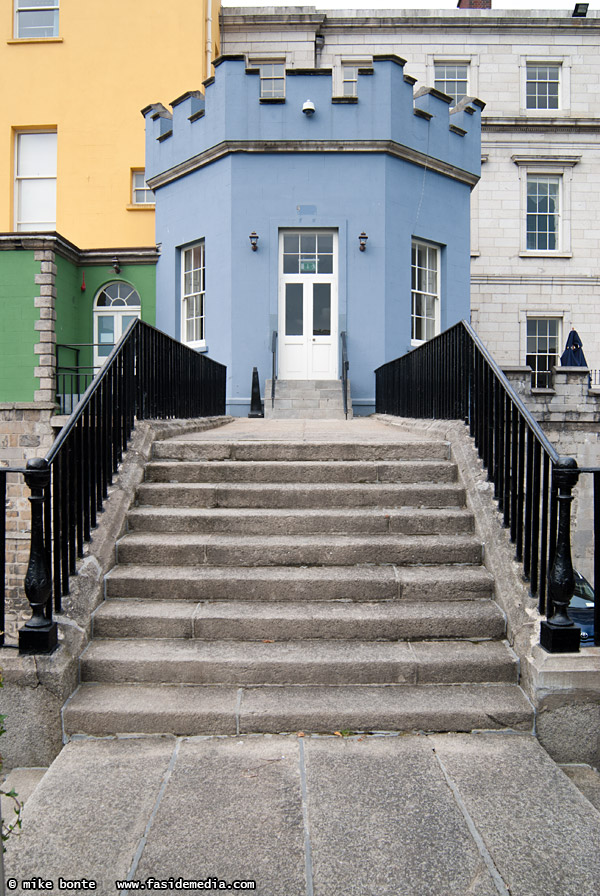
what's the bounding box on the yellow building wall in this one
[1,0,220,248]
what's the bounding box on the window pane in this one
[17,132,57,177]
[283,253,299,274]
[16,7,59,39]
[285,284,303,336]
[313,284,331,336]
[97,316,114,357]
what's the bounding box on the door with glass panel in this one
[278,231,338,379]
[93,282,141,371]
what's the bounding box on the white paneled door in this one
[278,231,338,380]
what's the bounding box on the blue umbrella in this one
[560,328,587,367]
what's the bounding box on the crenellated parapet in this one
[142,54,485,191]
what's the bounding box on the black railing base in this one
[18,621,58,655]
[248,367,264,418]
[540,620,581,653]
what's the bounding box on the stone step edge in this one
[62,682,535,737]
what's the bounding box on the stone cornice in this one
[0,233,159,265]
[483,116,600,134]
[472,273,600,287]
[146,138,480,190]
[221,9,600,33]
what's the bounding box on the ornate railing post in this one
[540,456,581,653]
[19,457,57,654]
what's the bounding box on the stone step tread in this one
[135,481,467,509]
[126,506,474,535]
[116,532,483,567]
[63,682,534,737]
[80,638,518,685]
[144,459,458,484]
[152,440,450,461]
[105,563,495,601]
[92,598,506,641]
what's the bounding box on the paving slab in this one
[135,737,306,895]
[5,733,599,896]
[3,737,175,892]
[430,732,600,896]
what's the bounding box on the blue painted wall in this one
[144,55,482,415]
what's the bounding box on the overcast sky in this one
[222,1,594,11]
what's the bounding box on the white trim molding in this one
[512,154,580,258]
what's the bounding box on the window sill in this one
[7,37,62,45]
[260,97,285,104]
[184,341,208,353]
[519,250,572,258]
[126,204,155,212]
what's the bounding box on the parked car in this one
[569,571,596,646]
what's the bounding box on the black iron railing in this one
[2,319,226,653]
[56,343,100,414]
[340,331,349,420]
[376,320,587,653]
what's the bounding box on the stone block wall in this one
[1,403,57,644]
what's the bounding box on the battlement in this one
[143,54,484,191]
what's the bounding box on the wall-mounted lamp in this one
[302,100,316,117]
[572,3,588,16]
[112,256,121,274]
[358,232,368,252]
[249,231,259,251]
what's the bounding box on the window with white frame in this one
[411,241,440,345]
[526,63,560,111]
[526,317,560,388]
[259,63,285,100]
[527,175,560,251]
[14,0,59,39]
[434,62,469,106]
[131,170,154,205]
[15,131,57,231]
[342,65,359,97]
[182,242,205,347]
[513,154,579,257]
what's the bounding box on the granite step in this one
[126,506,475,536]
[80,638,519,686]
[134,481,467,509]
[104,564,495,603]
[152,440,450,462]
[115,533,483,568]
[62,682,534,737]
[144,459,458,484]
[92,598,506,641]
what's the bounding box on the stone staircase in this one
[63,431,533,737]
[264,379,351,419]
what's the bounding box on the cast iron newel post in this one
[540,456,581,653]
[19,457,57,654]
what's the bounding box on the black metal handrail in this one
[2,319,226,652]
[375,320,584,653]
[340,330,349,420]
[271,330,277,409]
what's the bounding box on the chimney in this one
[457,0,491,8]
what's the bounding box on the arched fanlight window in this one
[93,281,141,368]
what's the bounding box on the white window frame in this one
[181,241,206,350]
[14,130,57,232]
[14,0,59,39]
[93,282,142,371]
[513,155,579,258]
[411,240,441,347]
[333,58,371,99]
[253,60,286,100]
[131,169,154,206]
[433,61,470,107]
[520,57,570,115]
[524,315,562,389]
[427,55,478,105]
